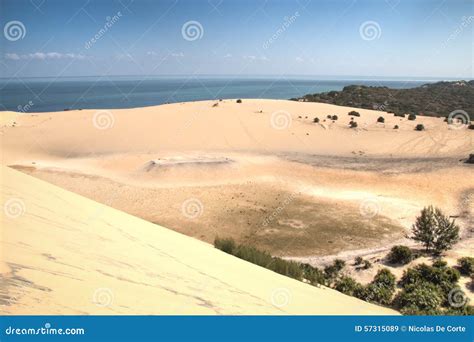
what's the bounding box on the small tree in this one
[411,206,459,254]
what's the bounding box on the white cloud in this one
[295,57,304,62]
[5,52,86,60]
[224,53,232,58]
[243,55,269,62]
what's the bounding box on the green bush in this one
[349,121,358,128]
[408,113,417,120]
[213,237,304,280]
[387,245,413,265]
[214,237,236,254]
[394,113,406,118]
[313,117,320,123]
[300,263,327,286]
[393,125,399,129]
[236,99,242,103]
[363,260,372,269]
[457,257,474,276]
[332,115,338,121]
[327,115,332,119]
[377,116,385,123]
[354,256,363,265]
[393,282,444,315]
[334,276,363,296]
[348,111,360,117]
[324,259,345,281]
[361,268,396,305]
[415,124,425,131]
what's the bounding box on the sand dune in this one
[0,166,397,315]
[1,99,472,313]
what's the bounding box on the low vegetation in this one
[408,113,417,121]
[313,117,320,123]
[349,121,358,128]
[457,257,474,276]
[348,111,360,117]
[415,124,425,131]
[291,80,474,120]
[214,205,470,315]
[387,245,413,265]
[377,116,385,123]
[236,99,242,103]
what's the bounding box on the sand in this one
[0,166,397,315]
[1,99,472,313]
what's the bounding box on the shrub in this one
[394,113,406,118]
[363,260,372,269]
[387,245,413,265]
[398,263,460,297]
[393,282,444,315]
[415,124,425,131]
[214,237,303,280]
[327,115,332,119]
[354,256,363,265]
[331,115,338,120]
[408,113,417,120]
[348,111,360,117]
[468,124,474,130]
[393,125,399,129]
[334,276,363,296]
[212,102,219,107]
[313,117,320,123]
[411,206,460,254]
[349,121,358,128]
[458,257,474,276]
[300,263,327,285]
[214,237,236,254]
[324,259,345,281]
[236,99,242,103]
[377,116,385,123]
[361,268,396,305]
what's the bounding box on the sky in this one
[0,0,472,79]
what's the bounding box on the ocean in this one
[0,76,437,113]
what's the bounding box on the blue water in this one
[0,76,436,113]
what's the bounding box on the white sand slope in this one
[0,166,397,315]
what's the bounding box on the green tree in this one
[411,206,459,254]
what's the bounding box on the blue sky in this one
[1,0,472,78]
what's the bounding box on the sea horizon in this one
[1,75,468,113]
